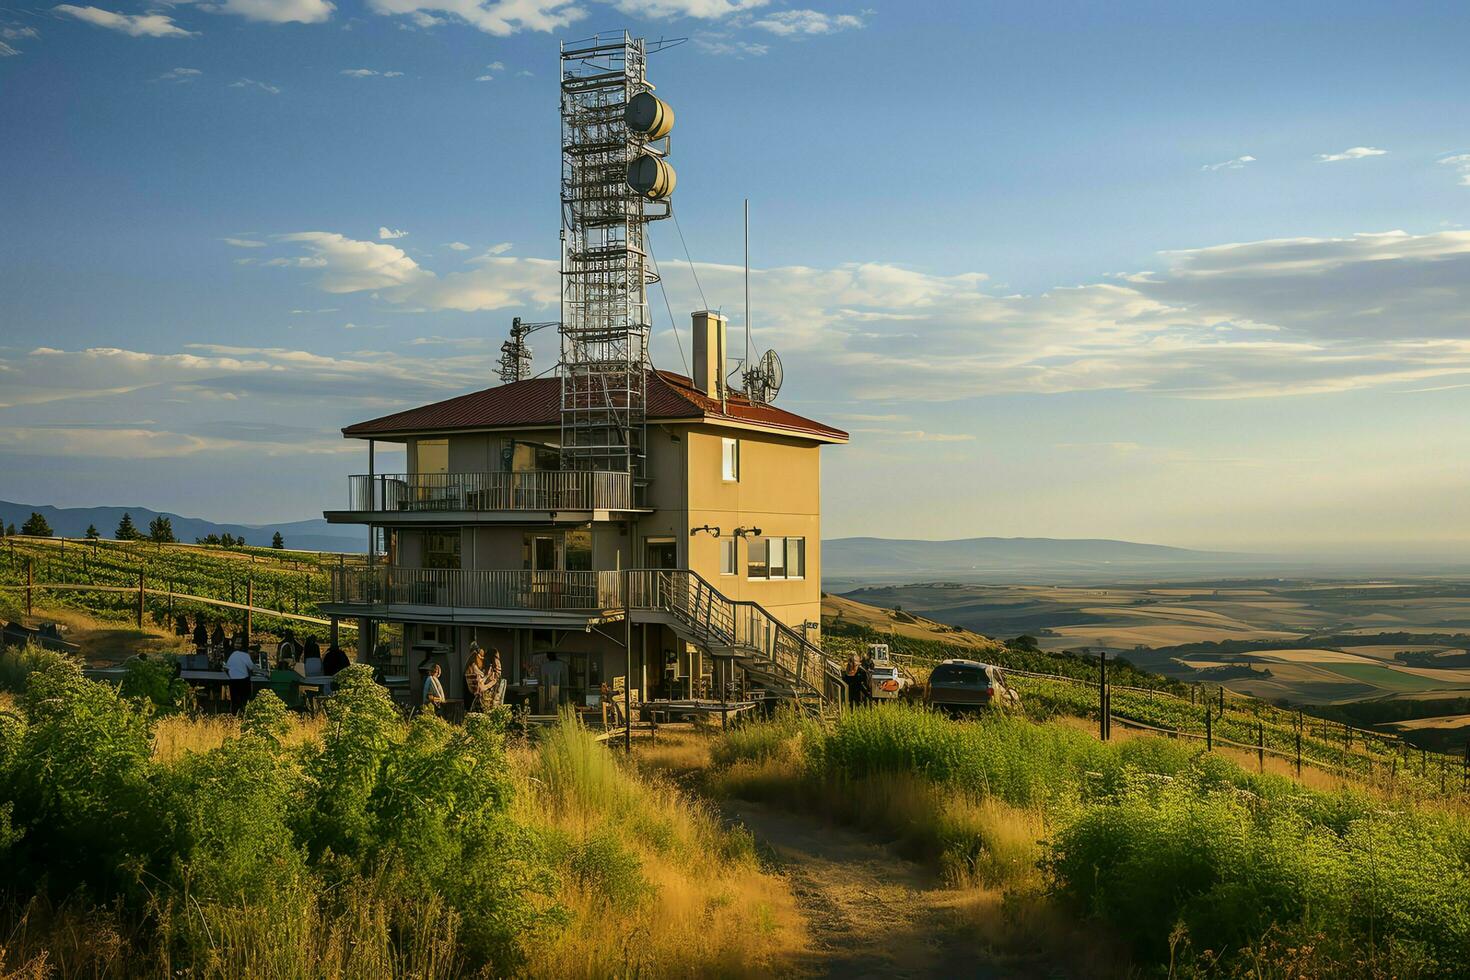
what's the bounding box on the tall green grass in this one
[712,704,1470,977]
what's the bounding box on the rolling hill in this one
[0,500,364,553]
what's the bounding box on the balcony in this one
[322,566,625,626]
[325,470,639,525]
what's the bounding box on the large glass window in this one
[424,529,461,569]
[565,528,592,571]
[748,537,805,580]
[745,536,767,579]
[721,437,739,482]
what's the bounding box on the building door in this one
[645,540,677,569]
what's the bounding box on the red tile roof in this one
[342,370,848,442]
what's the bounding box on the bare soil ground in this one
[726,799,1008,980]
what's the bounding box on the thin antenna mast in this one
[744,198,751,380]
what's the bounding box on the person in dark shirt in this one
[323,644,350,676]
[211,623,226,652]
[193,617,208,652]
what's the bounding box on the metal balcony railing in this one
[346,471,633,514]
[329,566,623,613]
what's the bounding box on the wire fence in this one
[895,652,1470,801]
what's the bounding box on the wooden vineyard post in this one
[25,558,33,616]
[1205,704,1212,751]
[136,570,145,628]
[245,576,253,647]
[1295,713,1302,777]
[167,583,173,617]
[1257,721,1264,773]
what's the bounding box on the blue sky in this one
[2,0,1469,552]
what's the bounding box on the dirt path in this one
[722,800,1003,979]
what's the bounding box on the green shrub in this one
[119,655,189,714]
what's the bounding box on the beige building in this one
[321,318,847,714]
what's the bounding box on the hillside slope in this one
[0,500,363,552]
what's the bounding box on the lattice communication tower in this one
[558,32,677,478]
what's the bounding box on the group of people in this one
[843,651,878,705]
[177,613,243,662]
[421,641,508,714]
[222,628,351,714]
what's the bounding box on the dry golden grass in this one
[512,724,808,979]
[151,709,325,763]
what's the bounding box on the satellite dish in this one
[747,349,783,404]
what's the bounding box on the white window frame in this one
[721,437,740,482]
[746,536,805,581]
[720,538,737,576]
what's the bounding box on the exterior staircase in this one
[627,569,847,710]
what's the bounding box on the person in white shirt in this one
[225,643,256,715]
[423,663,446,712]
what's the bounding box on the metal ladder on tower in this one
[627,569,847,711]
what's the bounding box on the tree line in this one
[2,512,285,549]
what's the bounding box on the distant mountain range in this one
[823,536,1247,585]
[0,501,365,553]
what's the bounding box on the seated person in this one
[268,658,302,710]
[323,644,350,676]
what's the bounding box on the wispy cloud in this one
[342,67,402,77]
[204,0,333,24]
[614,0,770,18]
[53,5,194,37]
[378,227,409,240]
[155,66,202,82]
[1201,154,1255,172]
[751,8,864,35]
[695,36,768,56]
[230,78,281,94]
[1439,153,1470,187]
[222,237,266,248]
[1315,146,1387,163]
[444,241,471,251]
[362,0,581,36]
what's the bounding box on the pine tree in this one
[148,515,176,544]
[271,531,285,550]
[85,524,100,540]
[4,523,14,537]
[20,512,53,537]
[115,512,139,540]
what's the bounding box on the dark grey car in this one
[924,659,1020,714]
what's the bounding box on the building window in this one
[720,538,737,576]
[748,537,805,580]
[722,437,739,482]
[746,536,767,579]
[424,529,461,569]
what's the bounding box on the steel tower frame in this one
[558,32,670,478]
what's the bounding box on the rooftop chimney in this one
[692,310,727,400]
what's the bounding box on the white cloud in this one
[363,0,581,36]
[474,73,494,81]
[614,0,767,16]
[0,40,17,56]
[2,26,41,39]
[222,236,265,248]
[751,8,863,35]
[277,232,427,292]
[444,241,471,251]
[1439,153,1470,187]
[53,5,194,37]
[342,67,376,76]
[1315,146,1387,163]
[1201,155,1255,172]
[230,77,281,94]
[695,36,768,56]
[155,66,202,81]
[480,241,512,256]
[378,226,409,239]
[515,68,533,77]
[383,70,403,76]
[204,0,333,23]
[485,59,504,70]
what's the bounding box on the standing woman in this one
[463,643,486,712]
[843,655,864,708]
[483,648,504,708]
